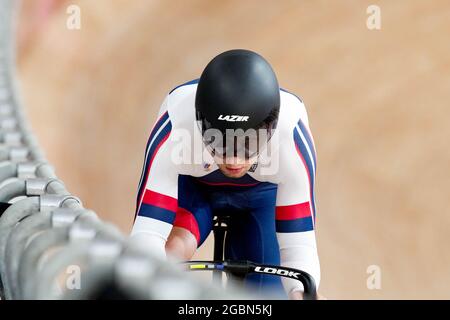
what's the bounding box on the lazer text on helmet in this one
[217,115,249,122]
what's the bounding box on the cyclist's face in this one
[216,157,256,178]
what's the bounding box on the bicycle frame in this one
[185,216,317,300]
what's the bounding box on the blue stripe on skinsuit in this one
[281,87,316,170]
[138,203,176,224]
[297,120,317,170]
[135,121,172,215]
[146,112,169,152]
[136,112,169,197]
[276,217,314,233]
[293,129,316,220]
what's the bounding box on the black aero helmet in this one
[195,49,280,159]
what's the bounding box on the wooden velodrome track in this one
[16,0,450,299]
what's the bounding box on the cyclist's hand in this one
[289,290,304,300]
[289,290,327,300]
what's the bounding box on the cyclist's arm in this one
[131,98,178,259]
[275,108,320,297]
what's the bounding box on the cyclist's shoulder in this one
[168,79,199,98]
[163,79,198,123]
[279,87,310,131]
[280,87,308,114]
[280,87,305,104]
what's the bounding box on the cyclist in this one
[131,49,321,299]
